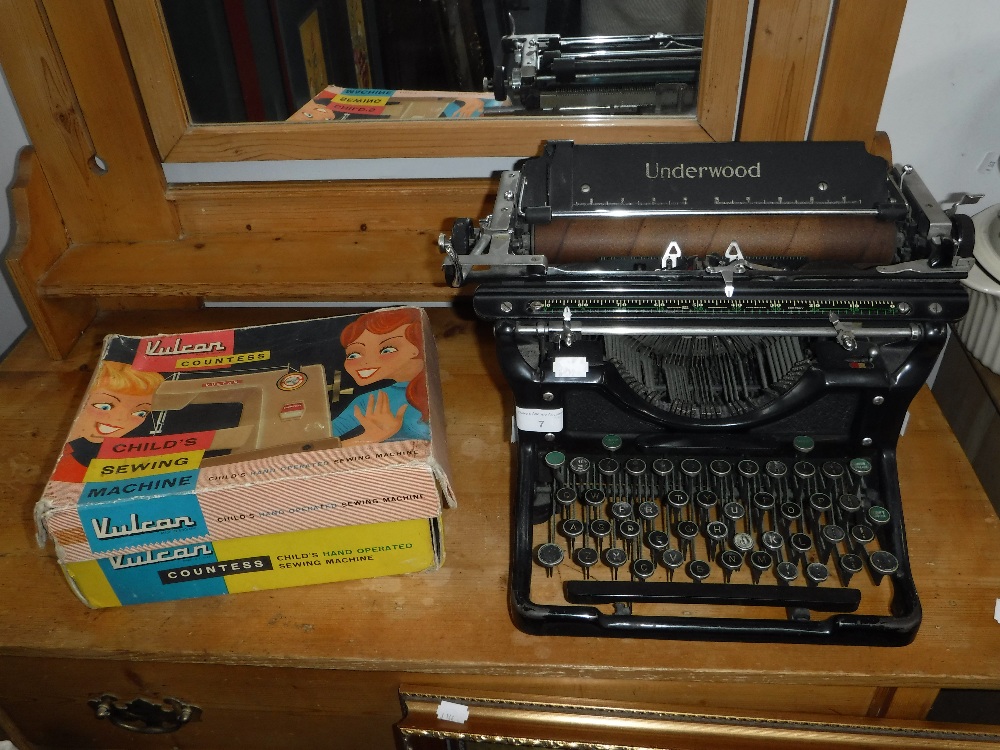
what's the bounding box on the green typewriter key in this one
[793,435,815,454]
[545,450,566,476]
[849,457,873,477]
[661,548,685,580]
[602,434,623,453]
[867,505,891,529]
[575,547,600,578]
[535,543,564,572]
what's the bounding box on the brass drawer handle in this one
[88,694,201,734]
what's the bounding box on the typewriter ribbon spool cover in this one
[442,140,974,645]
[34,308,455,607]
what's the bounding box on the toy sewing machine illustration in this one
[151,366,337,466]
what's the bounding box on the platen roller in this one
[532,216,898,264]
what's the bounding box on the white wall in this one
[0,66,29,356]
[2,0,999,358]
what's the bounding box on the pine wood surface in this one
[0,306,998,695]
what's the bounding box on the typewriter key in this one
[544,451,566,471]
[779,502,801,528]
[583,488,606,507]
[536,542,564,571]
[793,435,815,454]
[723,501,746,526]
[646,530,669,553]
[661,548,685,580]
[761,530,784,559]
[794,461,816,480]
[695,490,718,523]
[822,461,845,480]
[610,501,633,521]
[560,518,585,553]
[749,551,773,584]
[590,518,611,549]
[676,520,699,557]
[569,456,591,475]
[838,553,864,587]
[850,523,875,548]
[849,457,873,477]
[710,459,732,477]
[808,492,832,526]
[625,458,646,476]
[732,531,755,553]
[737,459,759,478]
[652,458,674,477]
[765,460,788,478]
[705,521,728,559]
[631,558,656,580]
[602,434,623,453]
[598,457,619,476]
[604,546,628,578]
[806,562,830,587]
[575,546,600,578]
[790,532,813,563]
[868,550,899,585]
[555,487,577,506]
[776,561,799,584]
[680,458,702,477]
[618,519,641,542]
[867,505,891,528]
[719,550,743,583]
[666,489,690,518]
[637,501,659,522]
[838,493,862,517]
[819,525,846,563]
[687,559,711,583]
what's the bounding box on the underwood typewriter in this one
[441,140,976,645]
[492,33,701,114]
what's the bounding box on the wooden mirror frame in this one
[115,0,751,161]
[0,0,906,358]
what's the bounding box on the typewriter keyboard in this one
[528,442,904,619]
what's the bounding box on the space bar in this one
[564,581,861,612]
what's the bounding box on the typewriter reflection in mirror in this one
[442,140,978,645]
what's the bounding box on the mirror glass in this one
[162,0,707,123]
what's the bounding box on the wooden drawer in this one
[0,656,925,749]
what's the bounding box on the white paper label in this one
[436,700,470,724]
[515,406,564,432]
[994,599,1000,624]
[552,356,589,378]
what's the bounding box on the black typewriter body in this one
[442,141,976,646]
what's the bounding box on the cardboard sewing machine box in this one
[34,307,455,607]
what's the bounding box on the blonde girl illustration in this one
[52,361,164,482]
[333,309,430,445]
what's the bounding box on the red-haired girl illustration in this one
[333,308,430,445]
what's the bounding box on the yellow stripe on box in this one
[175,350,271,369]
[218,519,437,593]
[63,559,122,608]
[84,449,205,484]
